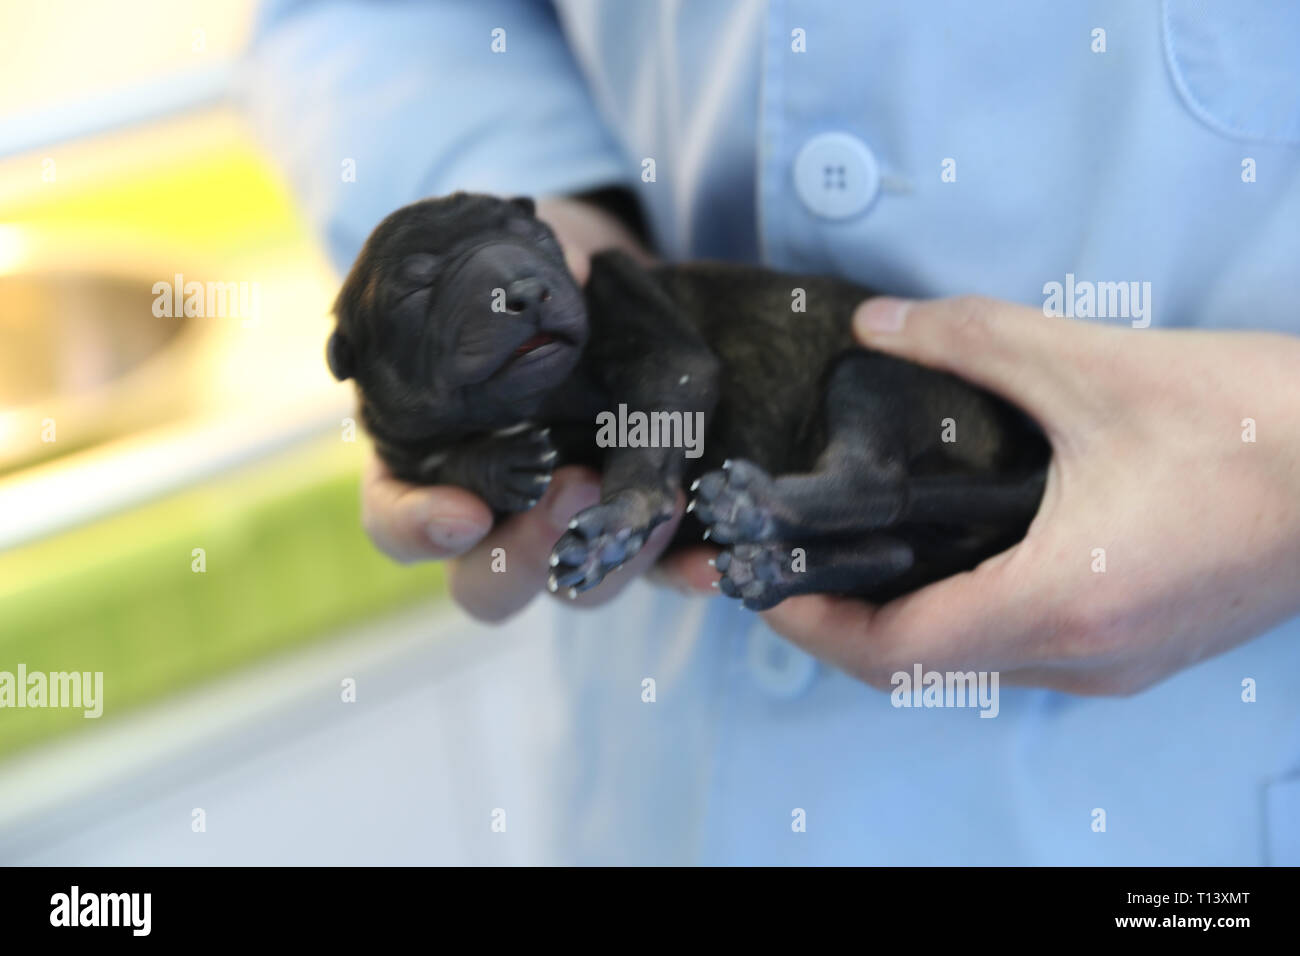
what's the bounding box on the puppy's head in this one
[329,193,587,442]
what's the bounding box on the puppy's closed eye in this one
[384,253,442,311]
[397,253,440,287]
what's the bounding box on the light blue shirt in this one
[245,0,1300,864]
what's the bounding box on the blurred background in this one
[0,0,558,864]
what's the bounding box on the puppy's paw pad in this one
[690,459,779,544]
[715,542,792,611]
[548,501,648,595]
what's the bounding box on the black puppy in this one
[328,193,1049,610]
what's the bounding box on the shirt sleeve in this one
[242,0,631,271]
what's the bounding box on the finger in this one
[649,544,722,595]
[853,295,1091,423]
[448,466,600,622]
[534,195,656,287]
[563,245,592,286]
[758,587,973,691]
[761,545,1049,687]
[759,593,881,678]
[999,662,1161,698]
[360,455,493,564]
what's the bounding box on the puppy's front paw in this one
[547,493,663,597]
[479,424,556,513]
[689,459,782,544]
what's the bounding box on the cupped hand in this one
[758,295,1300,695]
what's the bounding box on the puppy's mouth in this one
[513,331,558,356]
[488,330,578,383]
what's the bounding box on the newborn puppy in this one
[329,193,1049,610]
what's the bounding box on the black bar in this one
[0,865,1285,942]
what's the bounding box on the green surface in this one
[0,438,445,762]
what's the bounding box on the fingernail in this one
[548,478,600,530]
[855,297,912,335]
[426,516,486,553]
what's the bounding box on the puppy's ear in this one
[508,196,536,217]
[326,328,356,381]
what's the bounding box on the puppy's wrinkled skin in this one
[331,193,1050,609]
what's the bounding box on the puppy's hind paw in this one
[714,542,794,611]
[689,459,782,544]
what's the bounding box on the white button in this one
[792,132,880,220]
[746,623,818,698]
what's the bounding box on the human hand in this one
[758,295,1300,695]
[358,194,710,620]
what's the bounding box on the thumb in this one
[853,295,1085,421]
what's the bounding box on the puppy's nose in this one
[504,277,550,314]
